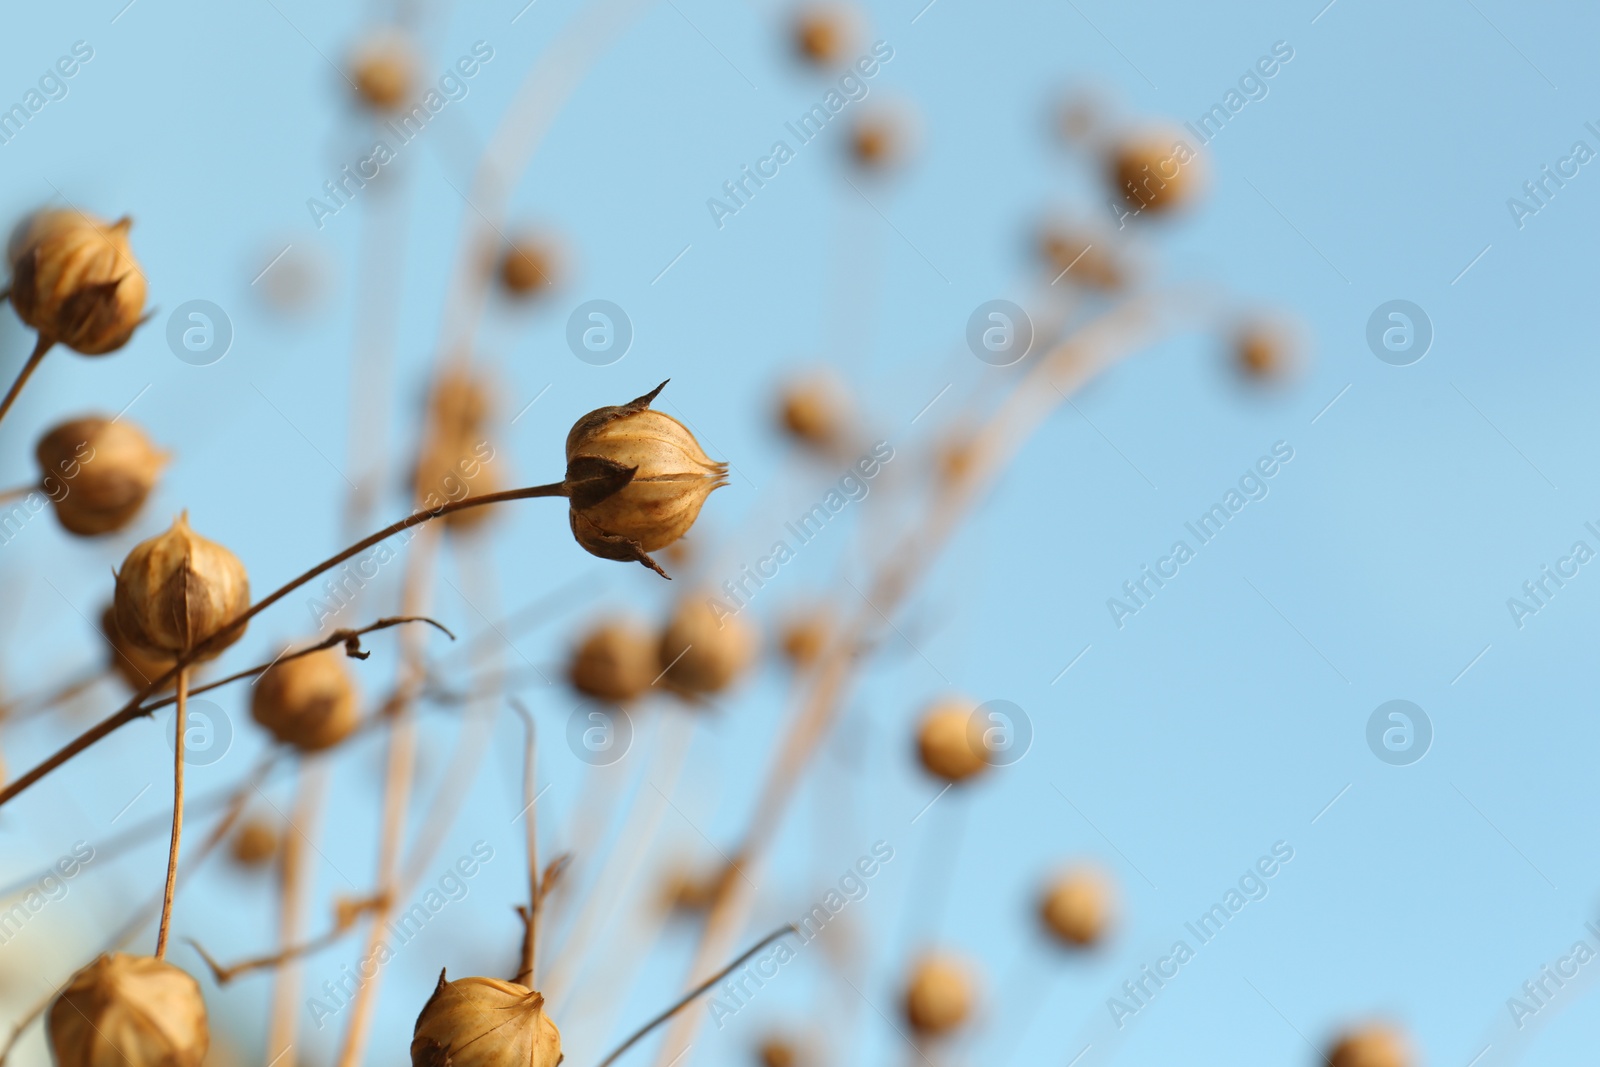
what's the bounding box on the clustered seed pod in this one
[10,211,147,355]
[35,416,166,536]
[230,817,280,869]
[565,382,728,577]
[1108,131,1201,218]
[101,605,176,692]
[1039,868,1113,947]
[351,38,414,111]
[659,598,758,695]
[411,972,561,1067]
[916,700,987,783]
[903,956,974,1035]
[1327,1026,1411,1067]
[498,236,562,298]
[49,954,209,1067]
[251,647,360,752]
[113,514,250,660]
[792,5,857,66]
[569,618,659,703]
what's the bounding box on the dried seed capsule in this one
[1108,131,1202,218]
[791,5,857,66]
[661,861,736,914]
[49,954,209,1067]
[101,605,176,692]
[659,598,757,695]
[251,647,360,752]
[35,416,166,536]
[113,515,250,660]
[1039,869,1113,947]
[778,606,831,669]
[498,237,562,298]
[411,972,561,1067]
[1232,318,1302,383]
[903,956,974,1035]
[1327,1027,1411,1067]
[230,817,280,869]
[916,701,986,783]
[758,1037,798,1067]
[415,433,499,529]
[10,211,147,355]
[848,108,914,171]
[569,618,659,703]
[351,38,414,111]
[428,371,494,439]
[775,376,850,454]
[565,382,728,577]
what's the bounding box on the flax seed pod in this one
[791,4,858,66]
[1327,1027,1411,1067]
[1039,868,1113,947]
[1231,316,1303,383]
[498,235,563,298]
[1108,129,1203,218]
[350,36,414,111]
[778,605,831,669]
[569,618,659,703]
[48,954,209,1067]
[757,1037,798,1067]
[415,433,500,530]
[903,956,974,1035]
[101,605,176,693]
[848,105,916,172]
[36,416,167,536]
[113,515,250,660]
[411,972,561,1067]
[775,375,851,454]
[10,211,147,355]
[916,699,987,783]
[659,597,758,695]
[428,370,494,440]
[251,647,359,752]
[1038,225,1124,290]
[229,817,279,869]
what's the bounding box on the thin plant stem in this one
[267,758,328,1067]
[0,336,52,431]
[512,701,539,985]
[0,481,568,811]
[0,483,37,507]
[154,665,188,959]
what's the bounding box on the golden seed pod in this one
[1327,1026,1411,1067]
[1232,318,1303,383]
[10,211,146,355]
[230,817,280,869]
[351,39,414,111]
[792,5,857,66]
[101,605,177,692]
[1108,131,1202,217]
[569,618,659,703]
[498,237,562,298]
[775,376,850,453]
[411,972,561,1067]
[565,382,728,577]
[49,954,209,1067]
[1039,869,1113,947]
[903,956,974,1035]
[251,647,360,752]
[428,370,495,439]
[113,514,250,660]
[1038,226,1123,290]
[778,606,831,669]
[35,416,167,536]
[415,433,500,530]
[662,861,736,914]
[916,701,986,783]
[757,1037,798,1067]
[659,598,758,695]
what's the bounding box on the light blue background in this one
[0,0,1596,1064]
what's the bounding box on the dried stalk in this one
[153,665,188,959]
[0,336,52,430]
[266,759,329,1067]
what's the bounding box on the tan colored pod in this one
[36,416,166,536]
[903,955,974,1035]
[411,972,561,1067]
[10,211,146,355]
[113,514,249,660]
[251,647,359,752]
[569,618,659,703]
[659,598,757,695]
[48,953,209,1067]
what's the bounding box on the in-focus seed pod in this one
[1108,131,1201,217]
[36,416,166,536]
[411,972,562,1067]
[498,237,561,297]
[565,382,728,577]
[49,954,209,1067]
[113,514,250,660]
[351,39,414,111]
[903,956,974,1035]
[659,598,758,695]
[776,376,850,454]
[101,605,177,692]
[569,618,659,703]
[10,211,147,355]
[230,817,280,869]
[251,647,360,752]
[1327,1027,1410,1067]
[916,701,987,783]
[1039,869,1113,947]
[792,5,856,66]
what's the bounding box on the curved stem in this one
[0,482,567,811]
[154,665,188,959]
[0,335,51,431]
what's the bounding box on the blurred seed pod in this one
[1107,129,1203,218]
[1037,224,1124,291]
[113,514,250,660]
[229,817,280,869]
[902,955,975,1035]
[935,427,980,484]
[757,1037,798,1067]
[10,210,147,355]
[428,370,495,440]
[49,954,209,1067]
[848,105,916,172]
[661,860,737,914]
[35,416,167,536]
[775,374,852,455]
[101,605,176,692]
[778,605,831,669]
[1039,868,1113,947]
[1327,1026,1411,1067]
[1231,316,1305,384]
[791,4,859,67]
[411,972,561,1067]
[251,647,360,752]
[569,618,659,703]
[350,35,415,111]
[916,700,986,783]
[659,598,758,695]
[497,235,564,299]
[1055,89,1107,145]
[415,433,500,530]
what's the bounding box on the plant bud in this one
[230,817,280,869]
[113,515,250,660]
[1327,1027,1410,1067]
[498,237,562,297]
[791,5,857,66]
[36,416,166,536]
[659,598,757,695]
[916,701,987,783]
[1108,131,1202,217]
[49,954,209,1067]
[569,618,658,703]
[101,605,177,692]
[775,376,850,454]
[252,647,359,752]
[411,972,561,1067]
[351,38,414,111]
[10,211,146,355]
[565,382,728,577]
[902,956,974,1035]
[1039,869,1112,947]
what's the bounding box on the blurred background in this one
[0,0,1596,1064]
